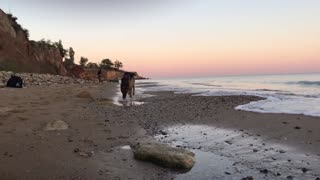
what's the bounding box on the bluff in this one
[0,9,67,75]
[68,65,145,81]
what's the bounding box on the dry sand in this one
[0,84,319,180]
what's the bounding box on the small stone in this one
[294,126,301,130]
[279,150,286,153]
[224,172,231,175]
[301,168,309,173]
[253,149,259,153]
[287,176,293,179]
[73,148,80,153]
[260,169,269,174]
[241,176,254,180]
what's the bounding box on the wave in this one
[287,81,320,86]
[189,82,222,87]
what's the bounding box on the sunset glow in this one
[2,0,320,78]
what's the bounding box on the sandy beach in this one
[0,83,319,180]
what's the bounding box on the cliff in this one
[0,9,67,75]
[68,65,145,81]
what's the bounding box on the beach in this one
[0,82,319,179]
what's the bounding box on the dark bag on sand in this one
[6,75,23,88]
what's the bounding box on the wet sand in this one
[0,84,319,179]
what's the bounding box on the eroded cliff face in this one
[0,9,67,75]
[67,65,145,81]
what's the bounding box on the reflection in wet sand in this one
[155,125,320,180]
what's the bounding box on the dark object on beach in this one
[6,75,23,88]
[294,126,301,130]
[287,175,294,179]
[121,72,135,99]
[260,169,269,174]
[301,168,309,173]
[97,68,102,82]
[241,176,254,180]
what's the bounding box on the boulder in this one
[132,143,195,169]
[44,120,69,131]
[76,91,93,99]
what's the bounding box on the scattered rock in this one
[282,122,289,124]
[279,150,286,154]
[73,148,94,158]
[132,143,195,169]
[224,172,231,175]
[241,176,254,180]
[44,120,69,131]
[253,149,259,153]
[225,140,232,145]
[76,91,93,99]
[0,71,92,87]
[294,126,301,130]
[159,130,168,136]
[260,169,269,174]
[287,175,294,179]
[301,168,309,173]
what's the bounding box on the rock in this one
[241,176,254,180]
[132,143,195,169]
[76,91,93,99]
[287,176,294,179]
[260,169,269,174]
[301,168,309,173]
[44,120,69,131]
[159,130,168,136]
[294,126,301,130]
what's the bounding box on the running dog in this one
[121,72,136,99]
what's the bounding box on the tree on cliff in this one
[86,62,99,68]
[114,60,123,69]
[53,40,67,58]
[100,59,114,69]
[69,47,75,62]
[64,47,76,67]
[79,57,89,67]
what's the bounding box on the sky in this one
[1,0,320,78]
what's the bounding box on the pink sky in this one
[3,0,320,78]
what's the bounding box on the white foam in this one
[136,75,320,117]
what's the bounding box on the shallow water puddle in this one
[112,92,145,107]
[155,125,320,180]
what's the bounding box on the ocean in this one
[136,73,320,117]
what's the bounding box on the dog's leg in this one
[129,89,132,98]
[133,85,135,96]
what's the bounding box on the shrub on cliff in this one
[114,60,123,69]
[86,62,99,69]
[53,40,67,58]
[79,57,88,67]
[100,59,114,69]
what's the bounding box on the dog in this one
[121,72,136,99]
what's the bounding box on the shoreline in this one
[0,84,319,179]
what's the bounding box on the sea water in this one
[136,73,320,117]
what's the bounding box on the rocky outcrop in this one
[0,9,67,75]
[68,65,145,81]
